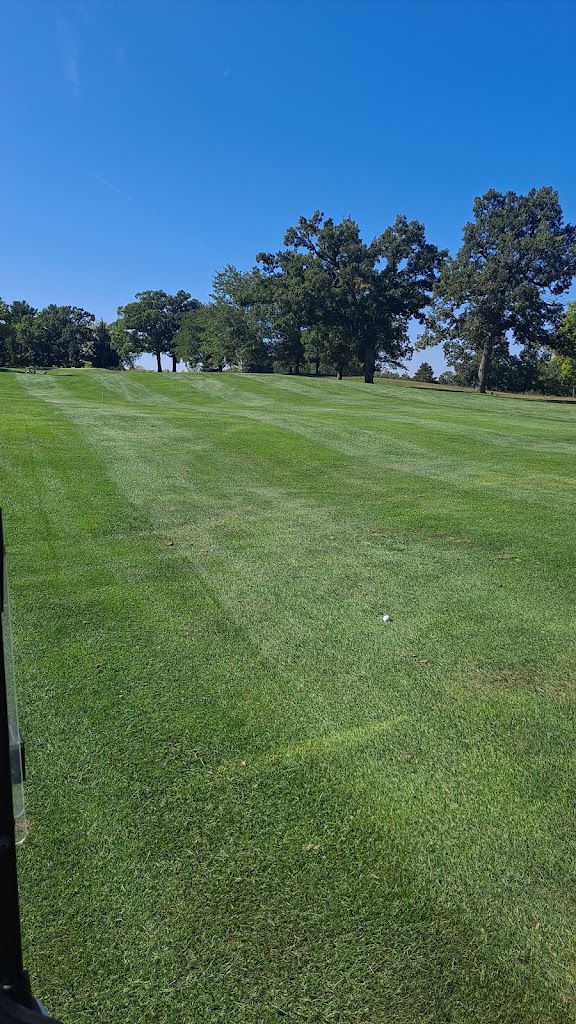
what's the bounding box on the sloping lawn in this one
[2,368,576,1023]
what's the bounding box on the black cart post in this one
[0,511,61,1023]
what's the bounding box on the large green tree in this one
[15,305,95,367]
[253,250,323,374]
[211,266,272,372]
[0,299,37,365]
[112,290,198,371]
[548,354,576,397]
[175,303,233,371]
[89,320,122,369]
[258,212,445,383]
[176,269,271,373]
[420,188,576,392]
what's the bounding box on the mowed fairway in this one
[2,369,576,1024]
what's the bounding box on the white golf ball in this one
[382,614,392,622]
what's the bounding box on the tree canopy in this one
[555,300,576,358]
[175,268,271,372]
[14,305,95,367]
[550,301,576,397]
[419,188,576,392]
[412,361,436,383]
[257,212,446,382]
[90,320,122,369]
[112,290,199,371]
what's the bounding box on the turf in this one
[2,369,576,1023]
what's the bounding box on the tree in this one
[441,340,574,395]
[15,305,95,367]
[175,269,271,373]
[0,300,38,366]
[548,354,576,397]
[420,188,576,392]
[259,211,445,383]
[89,320,122,369]
[412,361,436,383]
[112,290,199,372]
[175,303,232,371]
[0,300,12,366]
[551,301,576,396]
[9,300,36,325]
[211,267,272,372]
[302,325,363,379]
[302,328,323,375]
[556,300,576,359]
[301,326,360,377]
[253,249,321,374]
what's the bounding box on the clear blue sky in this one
[2,0,576,373]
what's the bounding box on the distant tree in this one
[441,335,571,394]
[165,291,200,371]
[271,328,304,375]
[9,300,37,324]
[0,299,38,365]
[302,327,323,375]
[437,341,480,388]
[555,301,576,359]
[175,303,231,371]
[412,361,436,383]
[299,326,363,377]
[550,303,576,396]
[546,355,576,397]
[15,305,95,367]
[175,269,271,374]
[260,211,445,383]
[0,300,11,365]
[112,290,199,371]
[419,188,576,392]
[304,325,361,379]
[437,371,456,385]
[90,320,122,369]
[211,266,272,372]
[253,249,321,374]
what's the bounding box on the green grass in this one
[2,368,576,1023]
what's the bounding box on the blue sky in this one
[2,0,576,373]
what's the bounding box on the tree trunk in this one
[476,339,493,393]
[294,361,300,375]
[288,365,292,375]
[364,342,375,384]
[336,368,343,380]
[171,352,177,373]
[314,355,320,376]
[155,349,162,372]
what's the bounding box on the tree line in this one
[3,186,576,395]
[0,302,122,371]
